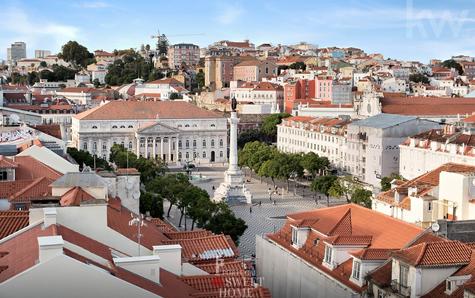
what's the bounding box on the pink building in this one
[315,76,333,101]
[233,60,277,82]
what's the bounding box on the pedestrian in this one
[249,206,252,213]
[259,201,262,207]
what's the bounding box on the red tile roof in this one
[107,199,169,249]
[0,156,17,168]
[164,230,213,240]
[12,156,61,181]
[181,274,253,292]
[163,234,238,262]
[147,78,183,85]
[32,124,62,139]
[10,177,54,203]
[74,101,224,120]
[148,217,177,233]
[59,187,96,206]
[392,241,472,267]
[350,248,396,261]
[382,97,475,116]
[0,211,29,239]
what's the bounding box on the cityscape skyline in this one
[1,0,475,62]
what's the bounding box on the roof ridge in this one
[415,242,428,265]
[328,208,352,236]
[10,176,49,199]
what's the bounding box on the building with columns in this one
[71,101,228,164]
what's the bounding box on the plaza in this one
[164,165,345,256]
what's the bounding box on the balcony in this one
[391,280,411,297]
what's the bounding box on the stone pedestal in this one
[213,111,252,204]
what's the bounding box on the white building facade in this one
[71,101,228,164]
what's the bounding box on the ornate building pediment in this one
[137,122,180,135]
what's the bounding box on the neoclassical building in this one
[71,101,228,164]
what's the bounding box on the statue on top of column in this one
[231,96,237,112]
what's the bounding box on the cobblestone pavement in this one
[163,165,346,257]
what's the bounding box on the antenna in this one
[128,213,147,256]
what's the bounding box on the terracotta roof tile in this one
[12,156,61,181]
[181,274,253,292]
[0,211,29,239]
[74,101,223,120]
[382,97,475,116]
[392,241,472,267]
[59,186,96,206]
[163,234,238,261]
[164,230,214,240]
[9,177,54,203]
[350,248,396,260]
[148,217,177,233]
[0,156,18,168]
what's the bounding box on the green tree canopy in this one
[67,147,111,170]
[260,113,291,142]
[289,62,306,70]
[442,59,463,75]
[204,202,247,244]
[58,41,94,68]
[380,173,403,191]
[300,152,329,177]
[311,175,338,206]
[351,188,372,208]
[409,73,430,84]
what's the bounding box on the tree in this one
[40,65,76,82]
[409,73,430,84]
[289,62,306,70]
[39,61,47,68]
[237,129,266,149]
[139,192,163,218]
[186,189,215,230]
[195,69,205,90]
[260,113,291,142]
[93,78,101,88]
[258,159,280,187]
[351,188,372,208]
[311,175,338,206]
[169,92,183,100]
[58,41,93,68]
[105,51,153,85]
[146,173,189,217]
[442,59,463,75]
[204,202,247,244]
[380,173,402,191]
[300,152,329,177]
[67,147,111,170]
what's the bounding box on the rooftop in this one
[351,113,417,129]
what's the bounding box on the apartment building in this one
[168,43,200,69]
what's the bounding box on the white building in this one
[277,116,350,170]
[71,101,228,164]
[399,127,475,180]
[345,114,440,188]
[256,204,424,298]
[296,102,355,118]
[230,81,284,113]
[373,163,475,227]
[381,77,407,93]
[134,78,188,101]
[35,50,51,59]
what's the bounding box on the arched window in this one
[92,126,97,129]
[220,151,223,157]
[128,125,133,128]
[128,142,133,150]
[210,124,216,128]
[178,124,182,128]
[185,152,189,159]
[93,142,97,150]
[112,125,117,129]
[178,140,182,148]
[202,151,206,158]
[178,152,182,160]
[185,124,190,128]
[83,142,88,150]
[185,140,189,148]
[193,140,197,148]
[202,139,206,147]
[211,139,215,147]
[120,125,125,128]
[219,139,223,147]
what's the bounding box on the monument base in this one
[212,182,252,205]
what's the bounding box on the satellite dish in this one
[133,191,140,200]
[431,222,440,232]
[126,181,134,190]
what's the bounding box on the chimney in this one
[114,255,161,284]
[394,190,401,203]
[153,244,182,276]
[38,235,64,263]
[43,208,57,227]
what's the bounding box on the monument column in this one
[152,138,156,159]
[228,112,239,173]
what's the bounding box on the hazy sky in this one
[1,0,475,63]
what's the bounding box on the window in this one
[291,227,298,245]
[120,125,125,128]
[185,140,189,148]
[178,140,182,148]
[92,126,97,129]
[193,140,197,148]
[399,264,409,287]
[446,280,452,292]
[324,245,332,264]
[210,124,216,128]
[220,151,223,157]
[219,139,224,147]
[112,125,117,129]
[128,125,133,128]
[202,140,206,147]
[0,171,7,181]
[178,152,182,160]
[352,261,361,280]
[202,151,206,158]
[93,142,97,151]
[128,142,133,150]
[185,124,190,128]
[185,152,189,159]
[102,143,107,151]
[83,142,88,150]
[428,201,432,211]
[178,124,182,128]
[211,139,215,147]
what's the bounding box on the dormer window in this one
[324,245,333,264]
[352,260,361,280]
[446,280,453,294]
[112,125,117,129]
[291,227,298,245]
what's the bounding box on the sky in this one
[1,0,475,63]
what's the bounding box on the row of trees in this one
[239,141,373,208]
[237,113,291,148]
[11,65,78,85]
